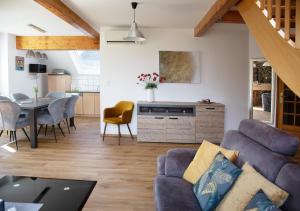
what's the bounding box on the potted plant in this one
[137,72,165,102]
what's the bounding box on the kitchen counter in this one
[66,91,100,93]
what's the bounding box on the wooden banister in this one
[296,0,300,48]
[275,0,281,30]
[285,0,291,40]
[260,0,265,9]
[267,0,273,19]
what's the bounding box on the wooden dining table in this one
[17,97,74,149]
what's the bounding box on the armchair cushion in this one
[103,101,134,124]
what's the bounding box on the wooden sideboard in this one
[137,101,224,144]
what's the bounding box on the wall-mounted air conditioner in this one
[105,30,136,44]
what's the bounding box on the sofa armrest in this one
[165,148,197,178]
[157,155,166,175]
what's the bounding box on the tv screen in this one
[29,64,47,73]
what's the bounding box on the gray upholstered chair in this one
[0,100,31,149]
[37,98,68,141]
[11,93,30,101]
[46,92,65,99]
[64,95,79,133]
[0,96,11,137]
[0,96,11,101]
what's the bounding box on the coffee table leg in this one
[29,109,38,148]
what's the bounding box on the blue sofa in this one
[154,119,300,211]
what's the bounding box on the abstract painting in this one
[159,51,200,83]
[15,56,24,71]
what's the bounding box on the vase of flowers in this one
[33,85,38,102]
[137,72,165,102]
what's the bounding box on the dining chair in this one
[103,101,134,145]
[37,98,68,141]
[64,95,79,134]
[0,100,31,150]
[46,92,65,99]
[11,93,30,101]
[0,96,11,101]
[0,96,11,137]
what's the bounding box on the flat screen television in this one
[29,64,47,73]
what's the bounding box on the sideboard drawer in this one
[196,105,224,112]
[166,128,195,143]
[137,115,166,130]
[137,129,165,142]
[166,116,195,129]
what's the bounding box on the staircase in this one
[259,0,297,47]
[237,0,300,96]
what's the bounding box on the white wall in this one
[0,33,9,96]
[6,34,47,98]
[100,25,250,135]
[46,51,77,75]
[249,33,264,59]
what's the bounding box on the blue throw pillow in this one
[193,152,242,211]
[244,189,281,211]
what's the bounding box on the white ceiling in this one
[0,0,216,36]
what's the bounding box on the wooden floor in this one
[0,117,198,211]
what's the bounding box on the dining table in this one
[17,97,74,149]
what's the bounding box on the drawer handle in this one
[205,107,215,110]
[154,117,164,119]
[169,117,178,120]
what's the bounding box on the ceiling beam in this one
[219,11,244,24]
[16,36,99,50]
[34,0,99,39]
[194,0,241,37]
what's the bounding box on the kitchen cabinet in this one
[74,92,100,117]
[48,74,71,93]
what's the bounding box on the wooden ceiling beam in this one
[34,0,99,39]
[16,36,99,50]
[194,0,241,37]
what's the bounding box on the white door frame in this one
[248,58,277,126]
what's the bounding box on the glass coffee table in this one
[0,176,97,211]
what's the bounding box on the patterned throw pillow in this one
[193,152,242,211]
[244,189,281,211]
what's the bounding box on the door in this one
[277,79,300,138]
[249,59,276,125]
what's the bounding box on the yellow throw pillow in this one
[183,140,238,184]
[216,163,289,211]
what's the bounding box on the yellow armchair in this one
[103,101,134,145]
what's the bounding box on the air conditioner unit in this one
[105,30,135,44]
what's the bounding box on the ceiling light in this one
[35,52,42,59]
[263,61,271,67]
[26,50,35,58]
[124,2,146,42]
[41,53,48,60]
[27,24,46,33]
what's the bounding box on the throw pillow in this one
[244,189,280,211]
[193,152,242,211]
[183,140,238,184]
[216,163,289,211]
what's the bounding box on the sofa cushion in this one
[183,141,238,184]
[157,155,166,175]
[193,153,242,211]
[238,119,299,156]
[154,175,201,211]
[216,163,288,211]
[244,189,280,211]
[221,130,289,182]
[275,163,300,211]
[165,148,197,178]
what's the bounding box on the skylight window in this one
[69,51,100,75]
